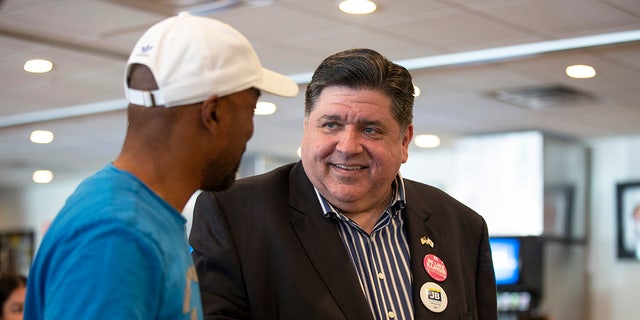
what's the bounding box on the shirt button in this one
[388,311,395,318]
[377,272,385,280]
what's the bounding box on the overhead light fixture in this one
[256,101,277,115]
[565,64,596,79]
[30,130,55,144]
[287,29,640,84]
[4,30,640,128]
[398,29,640,71]
[339,0,376,15]
[414,134,440,148]
[33,170,54,184]
[24,59,53,73]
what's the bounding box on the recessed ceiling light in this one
[413,85,421,97]
[256,101,277,115]
[565,64,596,79]
[414,134,440,148]
[296,146,302,158]
[30,130,55,144]
[339,0,376,15]
[33,170,54,184]
[24,59,54,73]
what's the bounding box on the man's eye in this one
[363,127,378,134]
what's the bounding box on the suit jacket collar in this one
[402,182,444,319]
[287,162,443,319]
[288,161,373,320]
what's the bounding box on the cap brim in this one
[256,68,299,97]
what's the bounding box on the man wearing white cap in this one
[24,12,298,320]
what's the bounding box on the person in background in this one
[190,48,497,319]
[0,273,26,320]
[23,12,298,320]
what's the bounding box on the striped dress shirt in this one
[314,175,413,320]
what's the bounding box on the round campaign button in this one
[420,282,448,313]
[423,254,447,282]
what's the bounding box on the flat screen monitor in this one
[489,237,521,286]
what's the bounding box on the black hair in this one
[0,273,26,311]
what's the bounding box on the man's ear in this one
[201,95,219,126]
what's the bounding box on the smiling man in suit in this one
[190,48,497,320]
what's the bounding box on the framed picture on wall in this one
[616,181,640,260]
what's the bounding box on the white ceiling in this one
[1,0,639,189]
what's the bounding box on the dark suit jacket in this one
[190,162,497,320]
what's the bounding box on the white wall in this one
[449,131,545,236]
[401,148,455,191]
[405,134,640,320]
[587,135,640,320]
[404,134,588,320]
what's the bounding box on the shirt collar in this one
[314,173,407,218]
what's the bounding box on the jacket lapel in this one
[403,181,444,319]
[288,162,373,320]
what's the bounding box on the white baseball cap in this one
[125,12,299,107]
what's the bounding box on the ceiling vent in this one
[490,84,597,111]
[106,0,272,15]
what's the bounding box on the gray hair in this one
[304,48,414,132]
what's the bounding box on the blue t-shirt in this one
[24,164,203,320]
